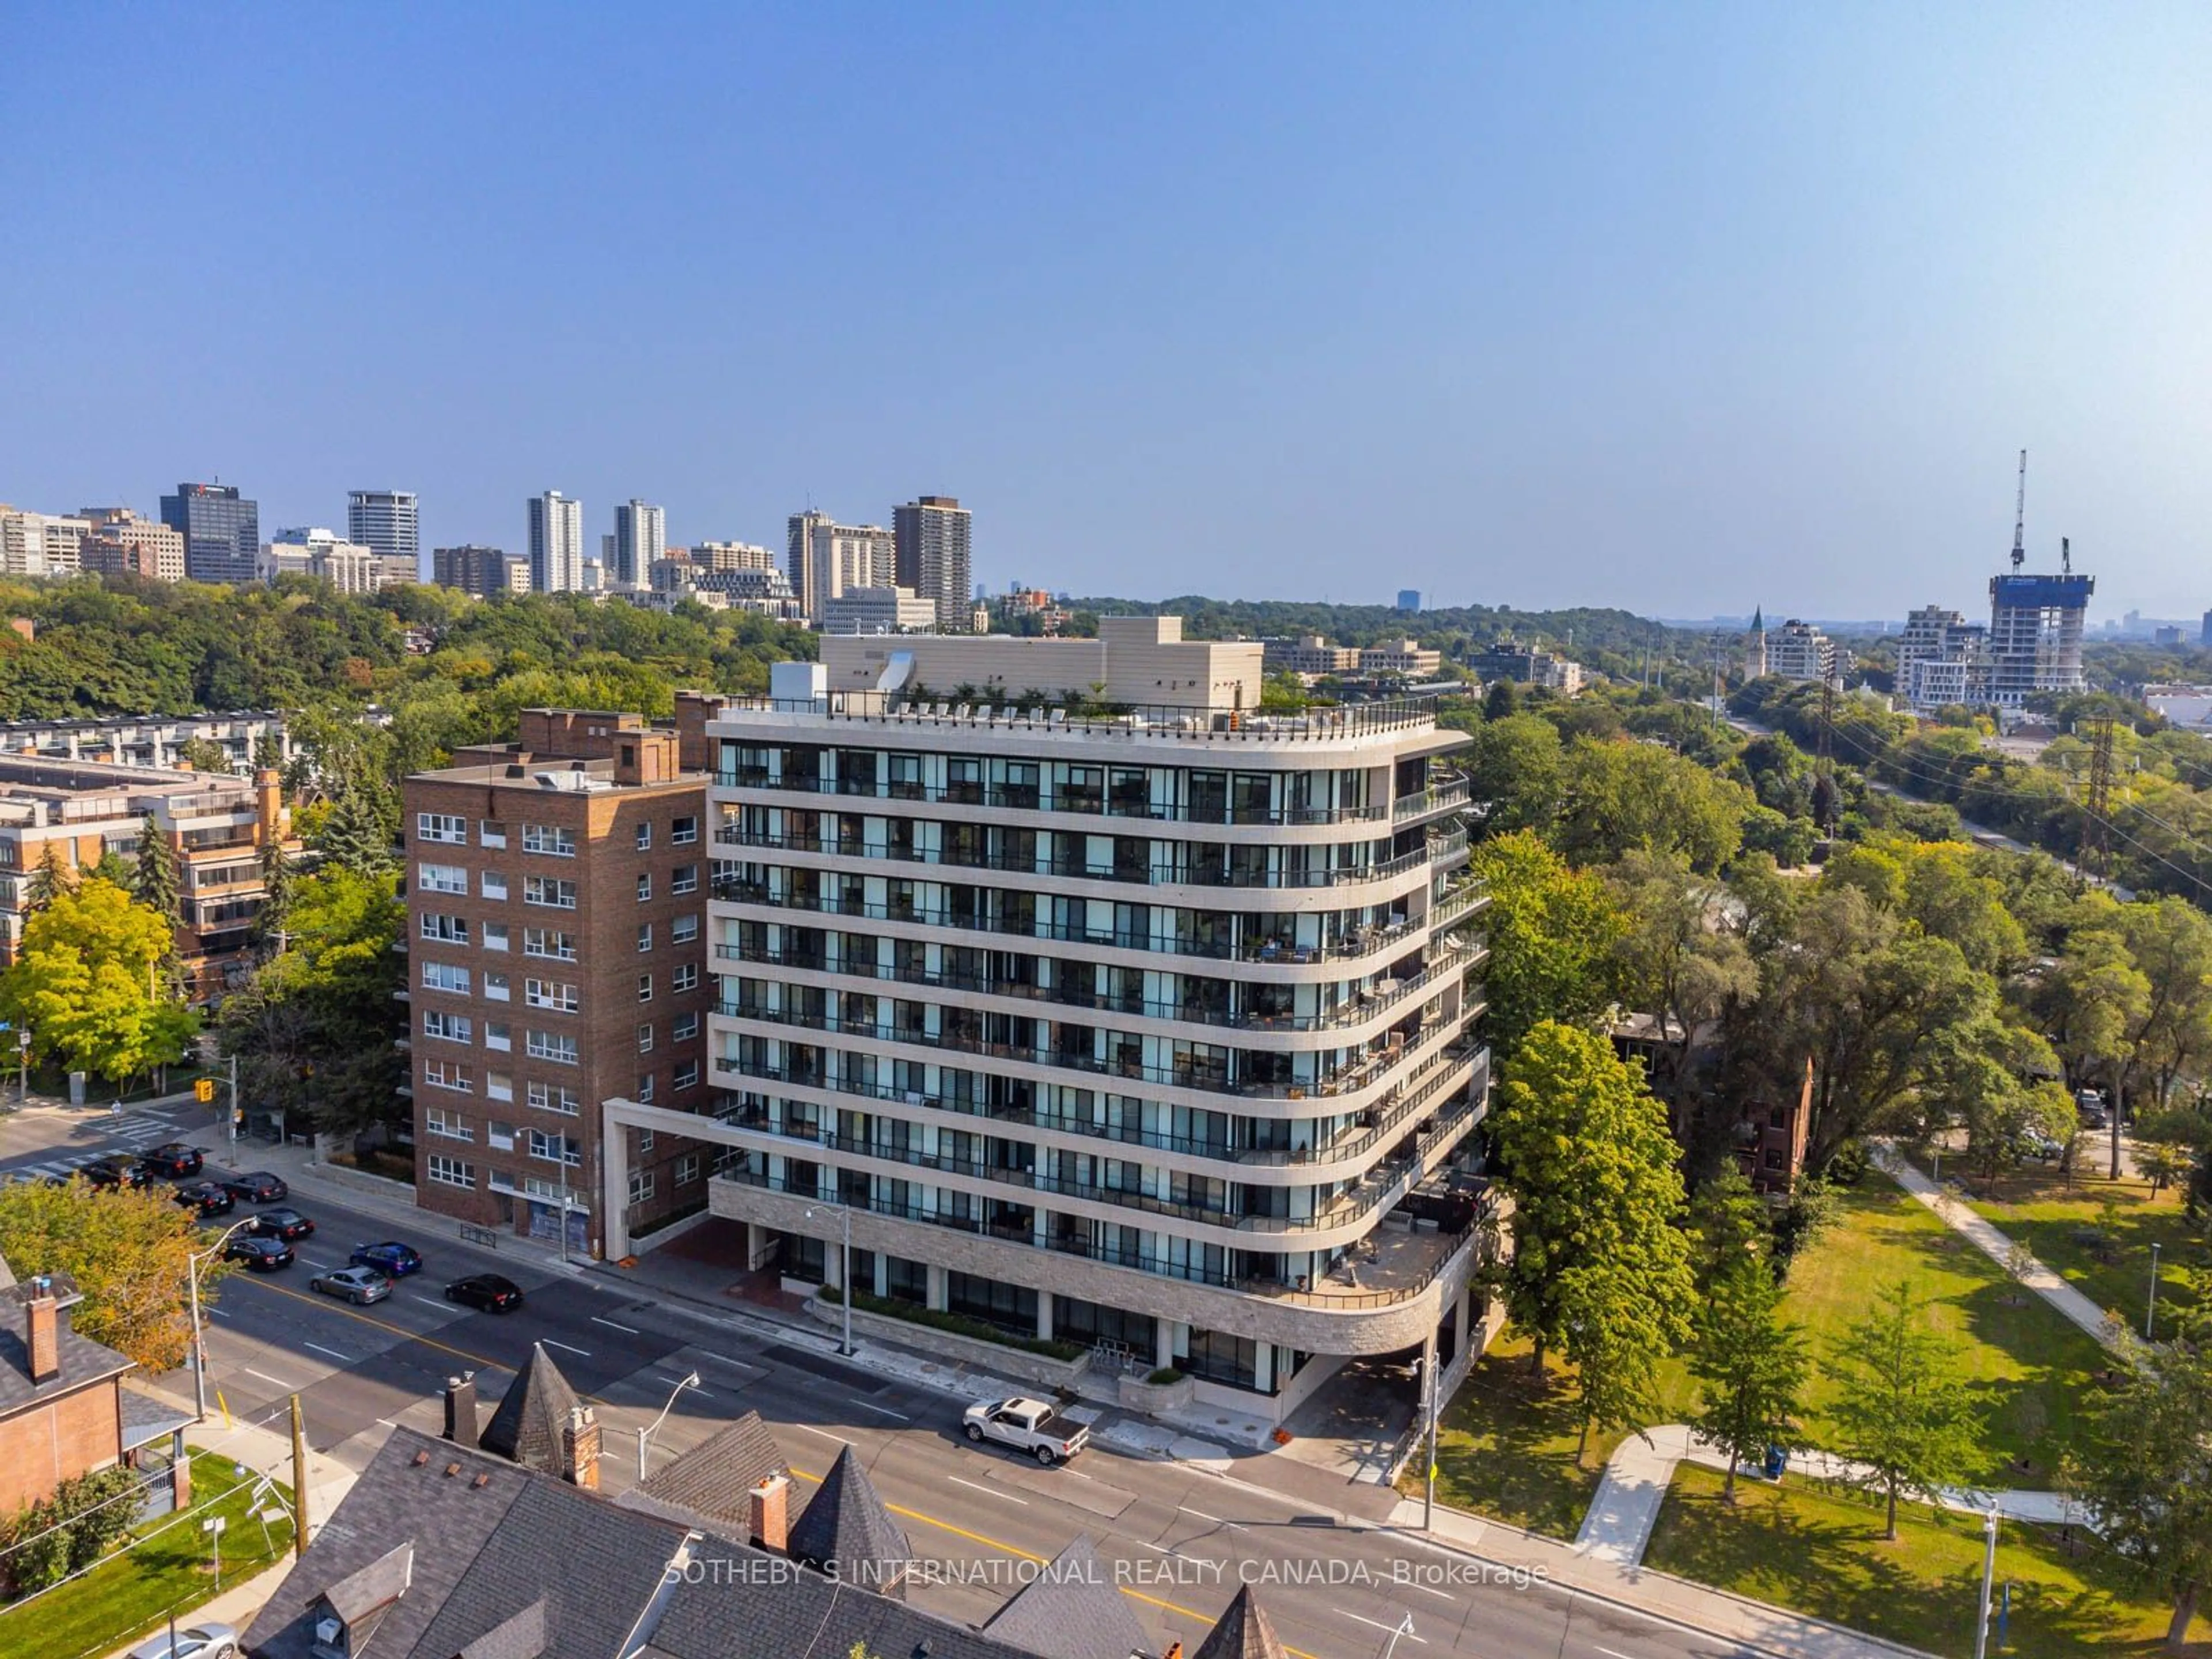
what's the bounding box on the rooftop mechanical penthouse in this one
[602,644,1493,1423]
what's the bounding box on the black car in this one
[225,1236,294,1272]
[219,1172,289,1203]
[248,1207,315,1241]
[81,1158,155,1191]
[443,1273,524,1313]
[173,1180,235,1217]
[142,1142,205,1178]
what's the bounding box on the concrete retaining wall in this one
[805,1298,1092,1391]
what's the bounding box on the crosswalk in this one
[1,1108,219,1184]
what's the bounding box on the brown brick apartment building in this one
[403,711,717,1255]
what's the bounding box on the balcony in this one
[1392,777,1472,822]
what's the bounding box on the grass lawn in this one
[1949,1167,2204,1343]
[1785,1179,2111,1484]
[1425,1330,1696,1538]
[0,1452,296,1659]
[1646,1464,2186,1658]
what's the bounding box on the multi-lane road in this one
[0,1104,1753,1659]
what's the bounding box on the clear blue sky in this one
[5,3,2207,619]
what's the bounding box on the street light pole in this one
[805,1203,854,1355]
[1973,1510,1999,1659]
[190,1218,256,1421]
[637,1370,702,1478]
[2146,1243,2162,1340]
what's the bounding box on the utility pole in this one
[1973,1510,1999,1659]
[226,1052,238,1152]
[290,1393,309,1559]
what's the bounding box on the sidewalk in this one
[1872,1143,2120,1351]
[1575,1424,2081,1569]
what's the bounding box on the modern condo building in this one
[600,650,1491,1422]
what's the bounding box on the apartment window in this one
[479,819,508,849]
[637,974,653,1003]
[635,822,653,851]
[422,1060,472,1095]
[671,913,699,945]
[629,1169,656,1205]
[421,961,469,994]
[424,1104,474,1138]
[427,1154,475,1190]
[524,928,576,960]
[487,1122,516,1152]
[416,813,466,846]
[673,1060,699,1091]
[527,1081,580,1116]
[422,1009,474,1044]
[635,872,653,903]
[528,1128,582,1167]
[522,824,575,857]
[525,978,578,1013]
[419,913,468,945]
[671,815,698,846]
[524,876,577,910]
[481,870,509,900]
[673,1011,699,1041]
[637,1022,655,1054]
[418,862,468,895]
[676,1152,702,1185]
[527,1029,579,1065]
[636,1073,656,1104]
[637,923,653,952]
[672,962,699,994]
[484,971,510,1002]
[638,1129,655,1154]
[671,863,698,896]
[482,922,510,952]
[485,1021,513,1052]
[486,1070,514,1103]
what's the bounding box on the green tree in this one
[23,843,72,913]
[1687,1161,1770,1287]
[0,1177,218,1370]
[1608,850,1758,1096]
[1825,1280,1981,1539]
[1468,831,1623,1060]
[90,846,134,888]
[317,781,396,877]
[1489,1021,1695,1391]
[1464,713,1563,839]
[0,1465,143,1595]
[0,877,198,1086]
[130,810,181,923]
[176,734,233,774]
[2070,1335,2212,1646]
[255,835,297,950]
[1483,677,1520,720]
[1555,737,1751,873]
[1688,1248,1808,1500]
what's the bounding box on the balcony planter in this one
[1118,1369,1196,1414]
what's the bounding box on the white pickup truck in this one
[962,1396,1090,1466]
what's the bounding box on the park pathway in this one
[1870,1143,2120,1351]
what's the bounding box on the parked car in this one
[81,1157,155,1191]
[219,1171,289,1203]
[248,1207,316,1241]
[442,1272,524,1313]
[309,1266,392,1305]
[172,1180,236,1217]
[961,1396,1091,1466]
[350,1241,422,1278]
[142,1142,205,1178]
[128,1621,237,1659]
[225,1236,294,1272]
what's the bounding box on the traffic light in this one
[194,1078,215,1103]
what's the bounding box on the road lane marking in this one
[1405,1580,1456,1601]
[654,1373,713,1399]
[206,1308,230,1320]
[411,1295,450,1309]
[592,1316,641,1334]
[1596,1649,1637,1659]
[1179,1505,1243,1529]
[948,1476,1024,1504]
[853,1400,909,1419]
[305,1342,351,1362]
[241,1368,291,1387]
[790,1423,851,1444]
[541,1339,590,1357]
[1346,1612,1426,1643]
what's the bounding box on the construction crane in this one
[2009,449,2027,571]
[2062,535,2071,575]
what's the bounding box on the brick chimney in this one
[442,1374,478,1446]
[255,768,283,844]
[25,1279,59,1385]
[749,1475,790,1554]
[560,1406,601,1491]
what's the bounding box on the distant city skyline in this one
[2,7,2208,616]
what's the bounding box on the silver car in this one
[309,1265,392,1305]
[129,1623,237,1659]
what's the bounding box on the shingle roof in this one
[324,1540,414,1624]
[785,1445,911,1597]
[454,1599,545,1659]
[118,1388,193,1451]
[617,1411,787,1539]
[1191,1587,1287,1659]
[0,1295,133,1415]
[983,1536,1149,1659]
[476,1344,583,1474]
